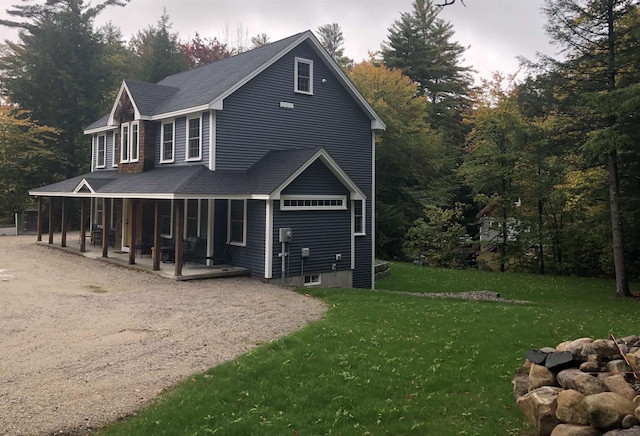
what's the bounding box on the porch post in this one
[80,199,87,253]
[61,198,68,247]
[128,199,137,265]
[102,198,110,258]
[37,197,43,242]
[153,201,161,271]
[174,200,184,277]
[48,198,54,245]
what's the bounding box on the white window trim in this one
[186,115,202,161]
[130,121,139,163]
[160,120,175,164]
[111,131,118,167]
[120,124,129,163]
[280,195,347,211]
[227,199,247,247]
[183,199,202,239]
[304,273,321,286]
[96,134,106,168]
[353,199,366,236]
[294,57,313,95]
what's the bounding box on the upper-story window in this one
[186,116,201,161]
[295,57,313,95]
[111,131,118,167]
[96,134,106,168]
[120,121,139,163]
[161,121,175,163]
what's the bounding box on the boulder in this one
[582,392,637,431]
[619,336,639,348]
[604,375,637,401]
[556,389,589,425]
[550,423,601,436]
[558,339,595,361]
[513,365,531,399]
[606,360,632,374]
[593,339,621,361]
[581,355,601,373]
[548,352,576,371]
[635,398,640,408]
[636,405,640,421]
[626,352,640,373]
[622,415,639,429]
[602,427,640,435]
[531,364,558,390]
[575,374,608,396]
[559,369,585,390]
[517,386,563,436]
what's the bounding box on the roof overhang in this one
[269,148,366,201]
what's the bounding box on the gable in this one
[282,160,349,196]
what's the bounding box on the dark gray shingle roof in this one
[125,80,179,117]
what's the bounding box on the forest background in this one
[0,0,638,297]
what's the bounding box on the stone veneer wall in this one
[513,336,640,436]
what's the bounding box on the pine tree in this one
[0,0,129,177]
[316,23,352,69]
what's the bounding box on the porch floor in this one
[37,233,250,281]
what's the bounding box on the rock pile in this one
[513,335,640,436]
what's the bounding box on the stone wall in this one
[513,336,640,436]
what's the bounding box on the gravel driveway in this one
[0,235,325,435]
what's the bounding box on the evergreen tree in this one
[250,33,270,49]
[382,0,472,138]
[541,0,639,297]
[316,23,352,69]
[129,11,188,83]
[0,0,129,177]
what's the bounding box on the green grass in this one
[100,263,639,436]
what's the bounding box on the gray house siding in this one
[216,40,373,287]
[272,160,351,282]
[229,200,265,277]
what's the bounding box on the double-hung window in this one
[353,200,365,235]
[120,124,129,163]
[161,121,175,163]
[96,134,106,168]
[294,57,313,95]
[228,199,246,246]
[120,121,139,163]
[186,116,201,161]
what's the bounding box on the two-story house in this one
[29,30,385,289]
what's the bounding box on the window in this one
[160,200,173,237]
[228,199,246,246]
[111,132,118,167]
[130,122,139,162]
[161,121,174,163]
[120,122,139,163]
[187,116,201,160]
[304,274,321,286]
[95,197,104,226]
[294,57,313,95]
[185,199,200,238]
[280,195,346,211]
[120,124,129,163]
[96,134,106,168]
[354,200,364,235]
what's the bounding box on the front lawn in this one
[100,263,639,435]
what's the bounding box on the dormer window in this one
[295,57,313,95]
[120,121,139,163]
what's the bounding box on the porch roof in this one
[29,147,366,200]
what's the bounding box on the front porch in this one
[38,232,249,281]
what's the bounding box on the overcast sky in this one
[0,0,558,83]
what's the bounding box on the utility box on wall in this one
[279,227,292,243]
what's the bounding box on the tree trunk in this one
[608,150,630,297]
[538,199,545,275]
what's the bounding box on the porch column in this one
[37,197,43,242]
[128,199,137,265]
[80,199,87,253]
[61,198,68,247]
[174,200,184,277]
[153,201,161,271]
[48,198,54,245]
[102,198,110,258]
